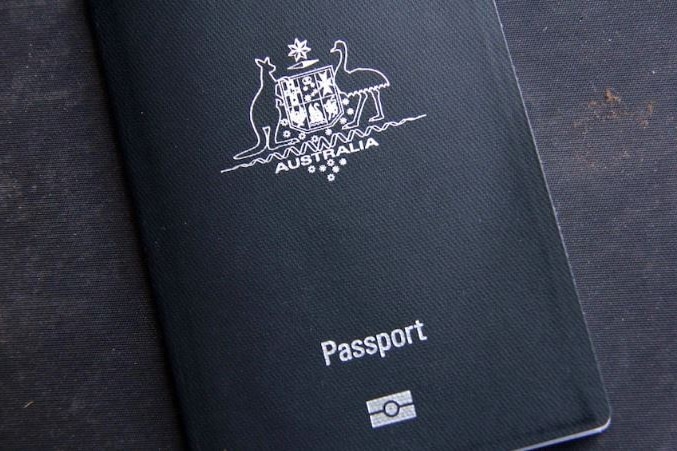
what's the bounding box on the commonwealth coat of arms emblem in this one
[222,38,425,182]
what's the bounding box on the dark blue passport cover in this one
[89,1,610,449]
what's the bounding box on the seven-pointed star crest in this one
[288,38,311,62]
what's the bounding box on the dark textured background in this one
[1,1,674,449]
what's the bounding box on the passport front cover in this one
[89,1,610,449]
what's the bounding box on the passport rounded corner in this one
[576,408,612,444]
[592,398,613,434]
[593,411,612,435]
[519,412,611,451]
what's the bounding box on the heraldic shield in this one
[277,65,344,134]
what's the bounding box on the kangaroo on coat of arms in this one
[223,38,426,182]
[234,57,298,160]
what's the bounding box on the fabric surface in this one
[498,1,677,449]
[0,0,184,449]
[1,0,675,449]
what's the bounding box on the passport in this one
[88,1,610,449]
